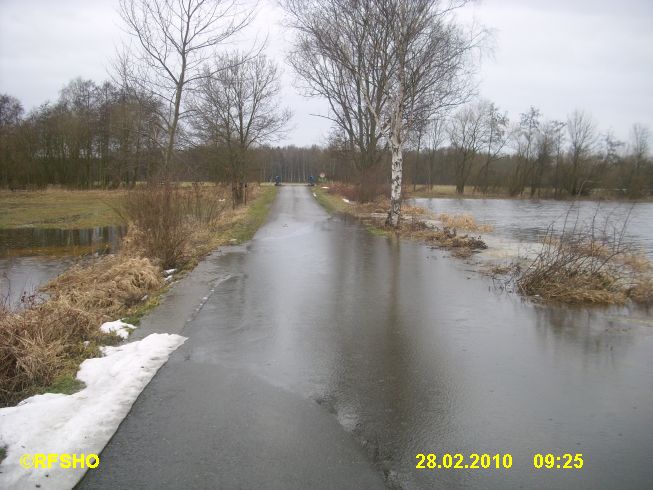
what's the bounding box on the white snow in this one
[321,186,329,189]
[342,198,350,203]
[99,319,135,339]
[163,268,177,276]
[0,333,186,490]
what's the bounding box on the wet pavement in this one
[79,186,653,489]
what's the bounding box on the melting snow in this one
[0,333,186,490]
[99,320,136,339]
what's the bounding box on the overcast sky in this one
[1,0,651,147]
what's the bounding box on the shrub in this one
[516,214,652,305]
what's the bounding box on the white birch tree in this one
[284,0,482,226]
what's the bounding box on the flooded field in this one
[412,198,653,259]
[0,226,125,307]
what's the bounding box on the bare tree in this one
[118,0,255,173]
[448,101,487,194]
[530,119,564,197]
[0,95,24,187]
[627,123,651,197]
[476,101,508,194]
[566,109,597,195]
[288,17,386,201]
[509,106,540,196]
[426,115,447,190]
[190,52,292,205]
[284,0,481,226]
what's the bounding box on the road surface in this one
[79,186,653,489]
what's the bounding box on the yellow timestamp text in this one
[533,453,583,469]
[416,453,513,470]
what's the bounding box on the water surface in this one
[412,198,653,258]
[0,226,125,307]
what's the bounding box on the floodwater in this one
[412,197,653,259]
[82,187,653,489]
[0,226,124,307]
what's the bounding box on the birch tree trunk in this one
[386,131,403,227]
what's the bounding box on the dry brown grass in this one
[436,213,494,233]
[0,254,163,406]
[516,220,653,305]
[317,186,489,256]
[43,255,163,315]
[398,219,487,254]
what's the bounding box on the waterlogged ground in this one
[0,226,125,307]
[80,187,653,489]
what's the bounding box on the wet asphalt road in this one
[79,186,653,489]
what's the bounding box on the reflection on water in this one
[186,188,653,489]
[0,226,125,307]
[412,198,653,258]
[0,226,125,257]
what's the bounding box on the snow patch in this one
[99,319,136,339]
[163,268,177,276]
[342,198,350,203]
[0,333,186,490]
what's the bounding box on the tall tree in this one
[284,0,481,226]
[118,0,255,173]
[190,53,292,205]
[448,102,487,194]
[566,110,597,195]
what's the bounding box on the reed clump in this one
[516,220,653,305]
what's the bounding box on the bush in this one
[516,215,652,305]
[121,183,228,268]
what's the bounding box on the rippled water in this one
[412,198,653,258]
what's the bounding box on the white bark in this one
[387,132,403,227]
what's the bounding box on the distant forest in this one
[1,78,651,199]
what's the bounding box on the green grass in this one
[121,295,162,326]
[227,186,277,243]
[313,187,349,214]
[44,374,86,395]
[0,189,126,229]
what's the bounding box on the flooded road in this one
[82,187,653,489]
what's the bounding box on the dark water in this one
[0,226,125,307]
[0,226,125,257]
[82,187,653,489]
[412,198,653,258]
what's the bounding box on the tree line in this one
[1,0,651,213]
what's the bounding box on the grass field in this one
[0,189,126,229]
